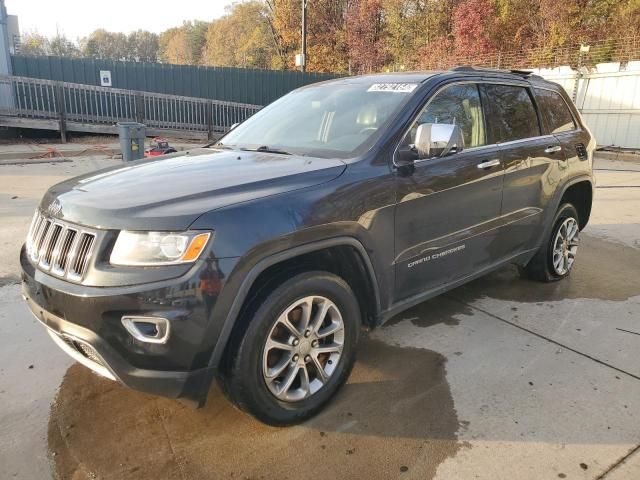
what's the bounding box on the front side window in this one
[408,83,487,149]
[534,88,576,134]
[484,84,541,143]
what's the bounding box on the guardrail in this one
[0,75,263,141]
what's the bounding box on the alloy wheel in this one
[262,296,345,402]
[552,217,579,275]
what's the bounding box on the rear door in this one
[533,87,591,164]
[393,82,504,301]
[481,82,566,257]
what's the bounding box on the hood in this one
[41,148,346,230]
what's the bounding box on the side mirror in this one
[414,123,464,159]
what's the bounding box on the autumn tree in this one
[159,27,192,64]
[14,0,640,72]
[615,0,640,38]
[202,1,276,68]
[19,32,79,57]
[127,30,160,62]
[49,34,81,57]
[186,21,209,64]
[345,0,387,73]
[453,0,497,57]
[264,0,351,72]
[266,0,302,69]
[82,29,129,60]
[18,32,49,56]
[306,0,350,72]
[159,21,208,65]
[383,0,454,69]
[490,0,626,51]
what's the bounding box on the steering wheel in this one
[359,127,378,135]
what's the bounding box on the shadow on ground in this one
[48,338,462,480]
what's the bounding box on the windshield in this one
[218,81,419,159]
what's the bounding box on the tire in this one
[520,203,581,282]
[222,271,360,426]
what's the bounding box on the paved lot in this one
[0,153,639,479]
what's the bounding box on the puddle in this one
[386,296,473,328]
[48,338,462,479]
[454,235,640,303]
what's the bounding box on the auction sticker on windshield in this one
[367,83,418,93]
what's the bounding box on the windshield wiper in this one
[241,145,292,155]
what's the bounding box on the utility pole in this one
[573,44,590,104]
[300,0,307,72]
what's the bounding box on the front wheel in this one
[222,271,360,425]
[520,203,581,282]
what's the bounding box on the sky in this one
[6,0,233,40]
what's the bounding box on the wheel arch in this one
[558,179,593,230]
[208,237,381,372]
[538,175,593,244]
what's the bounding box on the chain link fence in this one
[421,37,640,71]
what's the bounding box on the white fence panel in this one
[533,64,640,149]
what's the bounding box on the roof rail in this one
[450,66,535,77]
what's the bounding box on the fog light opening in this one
[136,321,159,337]
[122,316,170,344]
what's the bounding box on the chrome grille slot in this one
[40,224,63,268]
[25,209,98,282]
[25,211,40,256]
[31,217,50,261]
[69,233,95,280]
[52,229,77,275]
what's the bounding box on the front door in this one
[393,82,504,302]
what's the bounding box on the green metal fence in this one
[0,75,262,140]
[10,56,341,106]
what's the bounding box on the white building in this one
[7,14,19,54]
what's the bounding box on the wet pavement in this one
[1,154,639,479]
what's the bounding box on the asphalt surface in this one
[0,153,639,479]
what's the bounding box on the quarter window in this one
[411,84,487,149]
[484,84,541,142]
[534,88,576,134]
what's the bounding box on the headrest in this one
[356,105,377,126]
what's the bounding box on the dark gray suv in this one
[21,67,594,425]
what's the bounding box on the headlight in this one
[110,231,212,266]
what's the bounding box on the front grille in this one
[26,210,97,281]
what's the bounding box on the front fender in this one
[206,234,381,370]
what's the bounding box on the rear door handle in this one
[477,159,501,169]
[544,145,562,154]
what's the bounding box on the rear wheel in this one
[222,271,360,425]
[520,203,580,282]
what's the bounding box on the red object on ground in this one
[144,137,178,157]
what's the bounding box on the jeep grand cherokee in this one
[21,67,594,425]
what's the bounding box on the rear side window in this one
[534,88,576,134]
[484,84,540,143]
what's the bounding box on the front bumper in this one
[20,246,233,405]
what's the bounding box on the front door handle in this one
[544,145,562,154]
[477,159,501,169]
